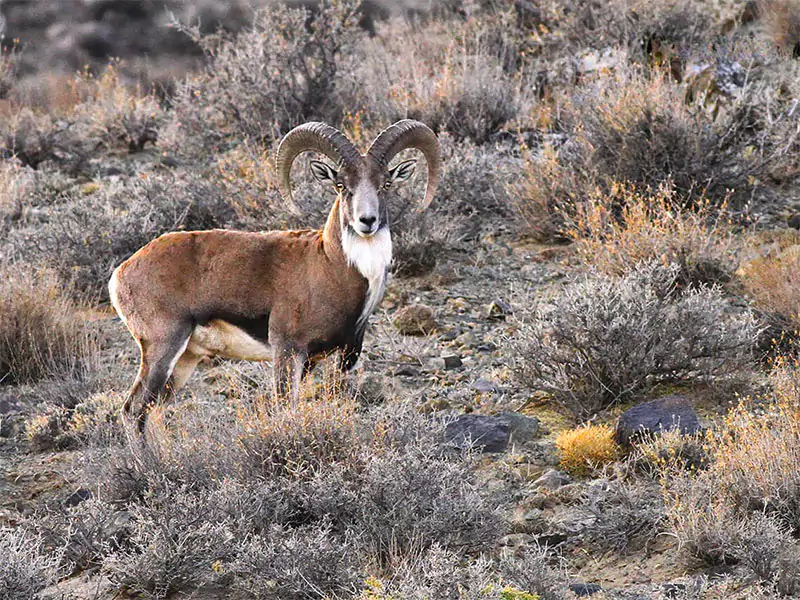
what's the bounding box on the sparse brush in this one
[0,265,96,385]
[662,359,800,584]
[564,182,740,285]
[514,62,799,241]
[511,262,759,417]
[0,527,62,599]
[555,424,619,476]
[759,0,800,57]
[164,0,363,155]
[739,243,800,333]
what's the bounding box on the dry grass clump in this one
[52,367,503,597]
[555,424,619,476]
[564,182,740,285]
[511,262,759,417]
[0,265,96,385]
[739,243,800,332]
[662,359,800,591]
[514,64,797,242]
[0,527,62,599]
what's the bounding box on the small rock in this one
[472,378,499,393]
[532,469,571,490]
[616,395,701,447]
[63,488,93,507]
[500,533,534,547]
[356,375,385,405]
[444,414,510,453]
[481,299,512,321]
[432,355,463,370]
[393,365,420,377]
[569,583,603,597]
[789,213,800,230]
[393,304,438,335]
[497,411,540,444]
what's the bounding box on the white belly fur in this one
[187,319,272,361]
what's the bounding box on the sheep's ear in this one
[310,160,338,183]
[387,159,416,185]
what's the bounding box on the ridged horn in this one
[275,122,360,206]
[368,119,441,209]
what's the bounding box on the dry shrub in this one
[164,0,363,156]
[511,262,759,417]
[565,182,739,285]
[575,469,666,554]
[633,429,709,476]
[739,243,800,331]
[514,64,797,241]
[0,265,96,385]
[6,170,235,299]
[0,527,62,599]
[555,424,619,476]
[759,0,800,56]
[346,12,537,143]
[70,63,163,153]
[75,381,501,598]
[663,359,800,591]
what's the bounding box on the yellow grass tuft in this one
[555,424,619,476]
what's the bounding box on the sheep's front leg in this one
[273,344,308,399]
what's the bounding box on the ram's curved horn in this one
[367,119,441,209]
[276,122,360,206]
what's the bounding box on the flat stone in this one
[616,395,701,447]
[532,468,571,490]
[472,378,499,393]
[789,213,800,229]
[497,411,540,444]
[444,414,510,453]
[569,583,603,597]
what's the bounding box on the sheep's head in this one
[276,120,441,238]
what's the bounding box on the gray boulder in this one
[497,411,540,444]
[616,395,701,447]
[444,414,510,453]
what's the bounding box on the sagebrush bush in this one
[164,1,363,155]
[0,527,61,599]
[663,361,800,587]
[575,473,665,554]
[345,10,537,144]
[514,64,797,241]
[62,365,503,597]
[564,182,739,285]
[361,545,563,600]
[555,425,619,476]
[6,170,234,298]
[0,266,96,384]
[511,262,759,417]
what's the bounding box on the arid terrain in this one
[2,0,800,598]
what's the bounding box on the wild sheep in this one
[109,119,441,432]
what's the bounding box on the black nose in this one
[359,216,377,227]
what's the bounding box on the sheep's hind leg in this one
[133,326,193,434]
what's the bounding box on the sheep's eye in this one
[336,182,344,190]
[383,181,392,189]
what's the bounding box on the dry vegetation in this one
[0,0,799,597]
